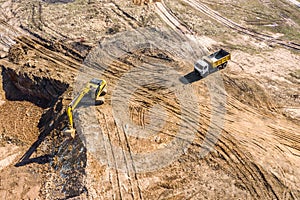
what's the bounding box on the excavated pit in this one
[2,67,68,108]
[0,65,69,145]
[0,64,88,198]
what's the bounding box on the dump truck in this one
[64,78,107,138]
[194,49,231,77]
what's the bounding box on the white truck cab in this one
[194,59,209,77]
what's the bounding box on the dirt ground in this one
[0,0,299,199]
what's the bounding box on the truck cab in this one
[194,59,210,77]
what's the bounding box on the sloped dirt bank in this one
[0,38,89,198]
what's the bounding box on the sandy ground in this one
[0,0,299,199]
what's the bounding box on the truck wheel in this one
[202,72,208,78]
[222,62,227,69]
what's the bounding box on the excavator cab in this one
[90,78,107,103]
[63,78,107,138]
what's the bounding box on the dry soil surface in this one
[0,0,299,199]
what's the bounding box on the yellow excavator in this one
[64,78,107,138]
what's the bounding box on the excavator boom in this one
[64,78,107,138]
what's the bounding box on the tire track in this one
[0,19,84,67]
[30,2,68,40]
[94,56,295,198]
[102,59,286,199]
[216,134,282,199]
[0,20,24,55]
[154,1,192,35]
[285,0,300,7]
[75,107,121,199]
[13,36,82,71]
[101,113,123,200]
[98,111,143,200]
[129,105,146,128]
[271,127,300,152]
[114,119,143,200]
[109,115,136,200]
[151,2,299,196]
[219,96,297,199]
[110,2,142,29]
[183,0,300,51]
[1,1,299,198]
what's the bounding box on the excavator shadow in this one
[15,78,105,167]
[14,118,56,167]
[179,71,202,84]
[15,154,52,167]
[15,100,66,167]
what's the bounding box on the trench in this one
[0,65,88,199]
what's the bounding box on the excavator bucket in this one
[95,96,105,105]
[63,127,76,138]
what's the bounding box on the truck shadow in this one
[179,71,202,84]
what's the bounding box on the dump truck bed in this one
[208,49,231,68]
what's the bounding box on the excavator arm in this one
[64,78,107,138]
[66,86,91,132]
